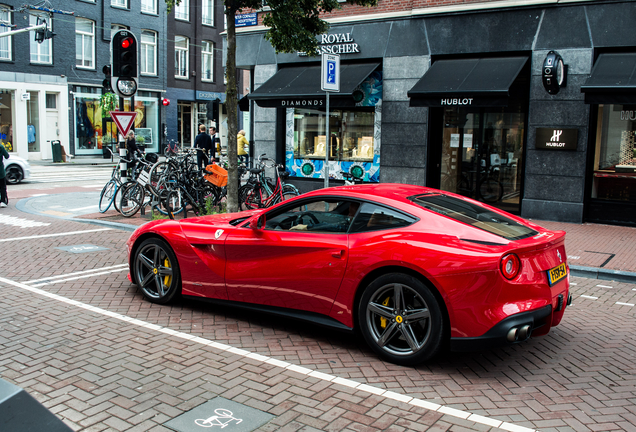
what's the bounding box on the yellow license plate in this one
[547,262,567,286]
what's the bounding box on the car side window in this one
[349,202,417,233]
[265,199,359,233]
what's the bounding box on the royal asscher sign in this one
[299,32,360,56]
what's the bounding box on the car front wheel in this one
[358,273,444,365]
[5,165,23,184]
[134,238,181,304]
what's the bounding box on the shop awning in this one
[581,53,636,104]
[408,56,528,107]
[248,62,380,108]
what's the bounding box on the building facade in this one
[0,0,167,159]
[236,0,636,227]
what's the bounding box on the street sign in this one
[109,111,137,138]
[321,53,340,92]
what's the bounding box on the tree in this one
[166,0,378,212]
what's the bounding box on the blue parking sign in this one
[321,53,340,92]
[327,60,336,84]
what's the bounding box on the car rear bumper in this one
[449,304,554,352]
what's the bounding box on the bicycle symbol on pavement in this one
[194,408,243,428]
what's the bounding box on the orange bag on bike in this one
[204,164,228,187]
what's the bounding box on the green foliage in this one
[151,210,169,220]
[203,194,226,216]
[99,92,117,115]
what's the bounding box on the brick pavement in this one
[1,198,636,431]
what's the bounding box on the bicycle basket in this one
[145,153,158,164]
[204,164,228,187]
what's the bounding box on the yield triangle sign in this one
[109,111,138,138]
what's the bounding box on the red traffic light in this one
[162,98,170,106]
[121,37,133,49]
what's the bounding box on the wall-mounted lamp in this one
[542,51,567,95]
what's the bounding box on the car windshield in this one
[411,193,537,240]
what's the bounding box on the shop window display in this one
[0,91,15,152]
[592,104,636,202]
[285,71,382,182]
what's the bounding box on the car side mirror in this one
[250,214,266,230]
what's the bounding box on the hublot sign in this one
[535,128,578,150]
[441,98,474,106]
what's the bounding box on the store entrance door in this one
[431,106,526,214]
[177,103,192,147]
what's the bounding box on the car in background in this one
[3,154,31,184]
[126,184,571,366]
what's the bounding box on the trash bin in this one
[51,140,63,163]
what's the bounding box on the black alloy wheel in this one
[358,273,444,365]
[5,165,23,184]
[134,238,181,304]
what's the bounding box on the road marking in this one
[31,193,49,197]
[597,285,613,288]
[30,268,128,287]
[0,228,112,243]
[68,205,99,212]
[42,210,72,217]
[81,184,106,188]
[616,302,635,307]
[570,282,577,286]
[580,295,598,300]
[0,274,535,432]
[25,264,127,284]
[0,215,50,228]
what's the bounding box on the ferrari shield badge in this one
[215,229,223,240]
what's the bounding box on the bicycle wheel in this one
[272,184,299,205]
[162,189,186,219]
[239,184,262,210]
[478,178,503,203]
[120,182,145,217]
[98,180,117,213]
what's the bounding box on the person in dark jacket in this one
[125,130,142,175]
[0,142,9,207]
[194,124,212,171]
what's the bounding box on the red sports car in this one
[126,184,570,365]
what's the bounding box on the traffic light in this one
[102,65,113,94]
[111,30,138,98]
[34,18,55,43]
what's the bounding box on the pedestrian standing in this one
[125,130,141,175]
[195,124,213,171]
[0,142,9,207]
[209,126,219,161]
[237,130,250,167]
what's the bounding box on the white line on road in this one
[580,295,598,300]
[81,184,106,188]
[68,205,99,212]
[25,264,128,284]
[597,285,614,288]
[616,302,635,307]
[0,228,111,242]
[0,215,50,228]
[0,274,535,432]
[30,268,128,287]
[31,193,49,197]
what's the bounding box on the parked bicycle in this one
[238,154,299,210]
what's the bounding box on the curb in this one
[570,265,636,284]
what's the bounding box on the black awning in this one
[238,95,249,112]
[248,62,380,108]
[581,53,636,104]
[407,56,528,107]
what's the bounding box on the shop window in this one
[27,92,39,152]
[0,8,12,61]
[133,91,160,153]
[174,0,189,20]
[591,104,636,203]
[140,30,157,76]
[29,14,52,64]
[174,36,189,79]
[0,91,15,152]
[202,0,213,26]
[201,41,214,81]
[75,18,95,69]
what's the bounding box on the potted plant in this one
[136,135,145,151]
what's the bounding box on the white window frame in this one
[140,30,157,76]
[29,14,52,64]
[174,36,189,79]
[75,18,95,69]
[174,0,189,21]
[202,0,213,26]
[111,0,127,8]
[141,0,157,14]
[0,7,12,61]
[201,41,214,82]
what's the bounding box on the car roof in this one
[301,183,433,207]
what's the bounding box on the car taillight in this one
[500,253,521,280]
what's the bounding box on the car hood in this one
[178,210,259,243]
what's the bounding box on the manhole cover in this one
[55,244,109,254]
[165,397,274,432]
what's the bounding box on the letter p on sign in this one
[321,53,340,92]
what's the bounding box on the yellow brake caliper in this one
[380,297,391,328]
[163,258,172,286]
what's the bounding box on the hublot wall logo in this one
[536,128,578,150]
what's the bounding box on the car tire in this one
[5,165,23,184]
[358,273,444,366]
[134,237,181,304]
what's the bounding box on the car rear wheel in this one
[358,273,444,365]
[134,238,181,304]
[5,165,23,184]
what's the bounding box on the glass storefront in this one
[285,71,382,182]
[27,91,40,152]
[438,106,526,214]
[591,104,636,203]
[74,87,159,154]
[0,90,15,152]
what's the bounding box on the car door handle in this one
[332,250,345,259]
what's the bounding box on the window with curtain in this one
[175,36,189,78]
[202,0,213,26]
[141,0,157,14]
[174,0,189,20]
[140,30,157,75]
[0,8,11,60]
[29,14,52,64]
[202,41,214,81]
[75,18,95,69]
[111,0,127,8]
